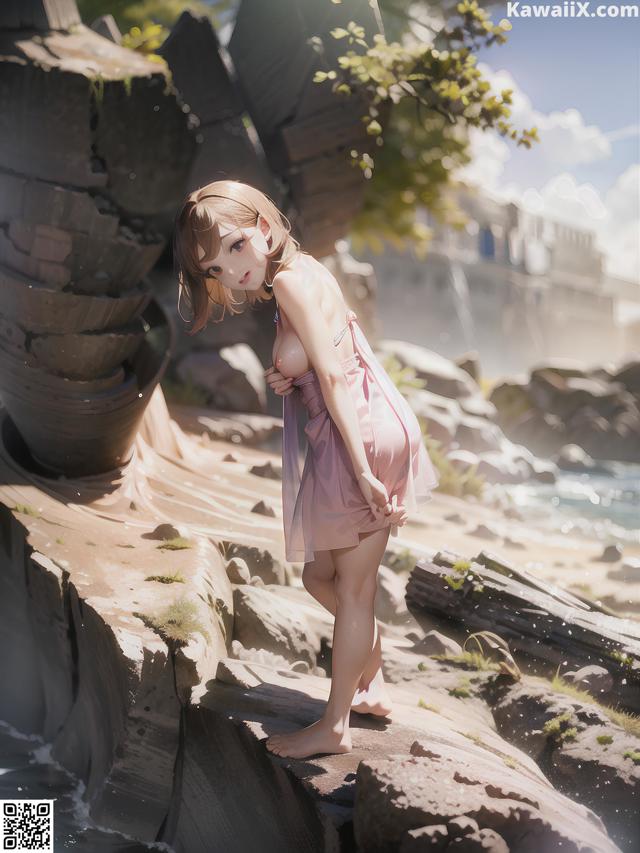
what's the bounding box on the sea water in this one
[503,461,640,545]
[0,720,174,852]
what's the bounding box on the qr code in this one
[0,800,54,852]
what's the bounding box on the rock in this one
[455,351,481,383]
[413,630,462,657]
[449,828,509,851]
[352,746,618,853]
[144,523,182,541]
[507,409,567,457]
[251,499,276,517]
[474,452,529,485]
[375,565,411,625]
[502,537,526,551]
[563,665,614,696]
[503,506,524,521]
[232,585,320,667]
[376,340,481,399]
[419,408,457,448]
[399,824,449,851]
[468,524,500,541]
[613,358,640,394]
[249,460,282,480]
[447,815,479,837]
[608,559,640,583]
[446,449,480,470]
[168,404,282,446]
[290,660,310,674]
[444,513,466,525]
[226,558,251,585]
[454,415,504,454]
[527,457,557,483]
[553,442,598,472]
[458,394,498,422]
[409,388,463,421]
[223,544,284,585]
[222,452,238,462]
[229,640,291,671]
[176,345,266,413]
[592,543,624,563]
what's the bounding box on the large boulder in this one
[377,340,481,399]
[176,344,267,413]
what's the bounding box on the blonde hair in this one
[173,180,304,335]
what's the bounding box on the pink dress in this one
[278,307,439,563]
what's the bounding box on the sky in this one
[458,3,639,283]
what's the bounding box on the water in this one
[503,462,640,545]
[0,720,174,852]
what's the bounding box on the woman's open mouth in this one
[240,271,250,285]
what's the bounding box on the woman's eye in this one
[232,239,244,251]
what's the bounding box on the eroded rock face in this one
[232,585,320,668]
[0,17,195,475]
[353,748,618,853]
[487,681,639,849]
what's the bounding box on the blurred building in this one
[359,184,639,377]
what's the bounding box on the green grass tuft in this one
[134,596,209,647]
[145,571,186,584]
[13,503,40,517]
[157,537,192,551]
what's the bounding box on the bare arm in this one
[272,271,372,479]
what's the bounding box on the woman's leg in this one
[302,552,385,691]
[266,527,390,759]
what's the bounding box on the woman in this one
[173,180,439,759]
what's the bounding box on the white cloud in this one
[453,66,638,282]
[599,165,640,281]
[475,64,612,168]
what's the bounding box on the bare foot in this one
[351,670,393,717]
[265,717,352,759]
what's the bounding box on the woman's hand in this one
[357,470,388,514]
[385,494,408,536]
[264,365,295,396]
[357,472,408,536]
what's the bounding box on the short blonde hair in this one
[173,180,304,334]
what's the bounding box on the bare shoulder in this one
[272,256,321,310]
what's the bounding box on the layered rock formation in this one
[1,387,637,851]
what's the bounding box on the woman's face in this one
[196,215,272,294]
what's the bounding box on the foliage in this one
[134,595,209,646]
[310,0,539,254]
[537,672,640,738]
[542,712,577,743]
[156,536,193,550]
[448,678,472,698]
[596,733,613,745]
[430,649,500,671]
[76,0,230,32]
[380,353,427,393]
[12,503,40,517]
[385,546,418,574]
[417,698,440,712]
[76,0,235,72]
[145,571,186,583]
[463,629,521,679]
[419,421,485,499]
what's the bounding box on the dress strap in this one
[333,310,357,346]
